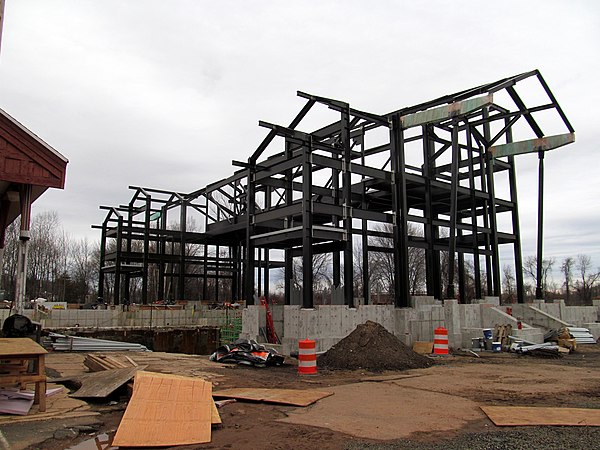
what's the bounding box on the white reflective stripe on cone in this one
[298,360,317,367]
[298,348,316,355]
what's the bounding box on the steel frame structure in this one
[96,70,574,308]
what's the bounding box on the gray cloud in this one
[1,0,599,278]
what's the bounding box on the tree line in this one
[1,212,98,305]
[1,212,599,306]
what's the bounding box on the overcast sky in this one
[1,1,599,279]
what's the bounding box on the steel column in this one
[341,107,354,307]
[446,123,460,299]
[390,115,410,307]
[535,151,545,299]
[302,140,314,309]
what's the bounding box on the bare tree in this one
[502,264,516,304]
[368,223,426,298]
[575,254,600,305]
[291,253,332,291]
[523,255,555,298]
[70,237,97,304]
[561,256,575,304]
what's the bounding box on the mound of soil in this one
[318,321,433,372]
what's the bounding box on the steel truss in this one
[96,70,574,307]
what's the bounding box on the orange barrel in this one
[433,327,449,355]
[298,339,317,375]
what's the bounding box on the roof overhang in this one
[0,108,68,226]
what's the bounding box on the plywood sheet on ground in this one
[134,371,220,424]
[279,382,483,440]
[70,367,141,398]
[412,342,434,355]
[213,388,333,407]
[481,406,600,426]
[112,371,212,447]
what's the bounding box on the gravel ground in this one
[345,427,600,450]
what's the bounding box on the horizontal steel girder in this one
[488,132,575,158]
[400,94,493,129]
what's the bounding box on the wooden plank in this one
[112,371,212,447]
[481,406,600,426]
[103,355,127,369]
[70,367,140,398]
[83,355,107,372]
[213,388,334,407]
[124,355,138,367]
[0,410,100,424]
[134,371,220,424]
[359,374,424,383]
[0,338,47,357]
[412,342,434,355]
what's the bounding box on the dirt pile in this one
[318,321,433,372]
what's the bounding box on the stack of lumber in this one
[84,354,137,372]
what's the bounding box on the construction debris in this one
[510,342,561,358]
[46,333,149,352]
[209,339,284,367]
[60,366,142,399]
[0,387,63,415]
[84,354,137,372]
[318,321,433,372]
[214,399,237,408]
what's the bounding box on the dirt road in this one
[4,345,600,449]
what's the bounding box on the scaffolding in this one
[95,70,574,308]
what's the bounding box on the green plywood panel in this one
[400,94,493,129]
[488,132,575,158]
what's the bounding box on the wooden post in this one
[14,185,32,314]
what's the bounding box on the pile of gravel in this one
[318,320,433,372]
[345,427,600,450]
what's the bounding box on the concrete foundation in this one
[241,297,600,354]
[2,297,598,356]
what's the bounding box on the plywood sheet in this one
[213,388,333,407]
[412,341,434,355]
[112,371,212,447]
[0,338,47,357]
[481,406,600,426]
[70,367,140,398]
[134,371,220,424]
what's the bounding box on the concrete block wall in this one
[510,300,600,328]
[561,306,599,326]
[241,297,589,354]
[0,307,231,330]
[510,304,572,329]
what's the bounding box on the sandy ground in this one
[2,345,600,449]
